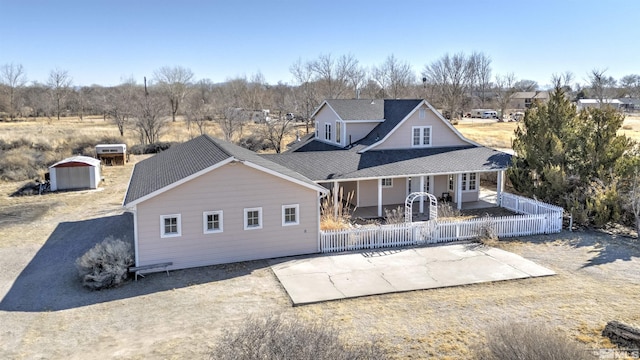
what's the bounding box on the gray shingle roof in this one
[324,99,385,120]
[358,99,423,146]
[124,135,322,206]
[263,144,511,181]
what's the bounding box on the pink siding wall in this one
[135,163,320,270]
[373,105,469,150]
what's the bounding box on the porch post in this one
[333,181,339,217]
[377,178,383,217]
[419,176,425,213]
[456,174,462,210]
[496,170,504,206]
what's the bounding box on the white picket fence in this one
[319,192,563,253]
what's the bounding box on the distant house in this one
[509,91,550,110]
[124,98,512,271]
[617,98,640,112]
[576,98,623,111]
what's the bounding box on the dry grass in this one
[455,114,640,150]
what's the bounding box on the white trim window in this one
[244,207,263,230]
[448,174,454,192]
[335,120,342,144]
[282,204,300,226]
[419,108,426,119]
[381,178,393,188]
[325,123,332,141]
[461,172,478,191]
[412,126,432,147]
[160,214,181,238]
[315,121,319,138]
[203,211,223,234]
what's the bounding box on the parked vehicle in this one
[481,111,498,119]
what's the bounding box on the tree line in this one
[1,54,639,149]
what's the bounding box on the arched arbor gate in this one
[404,192,438,223]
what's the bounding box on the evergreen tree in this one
[508,84,632,226]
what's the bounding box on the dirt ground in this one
[1,155,640,359]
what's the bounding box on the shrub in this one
[475,215,498,246]
[438,202,461,218]
[75,236,134,290]
[129,142,174,155]
[384,206,404,224]
[320,187,355,230]
[210,314,388,360]
[473,322,595,360]
[237,135,272,152]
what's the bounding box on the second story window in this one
[325,123,332,141]
[412,126,432,147]
[335,121,341,144]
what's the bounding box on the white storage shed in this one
[49,156,101,191]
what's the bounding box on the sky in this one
[1,0,639,89]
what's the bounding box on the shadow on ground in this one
[507,230,640,268]
[0,213,263,312]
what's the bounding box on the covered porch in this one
[321,170,506,219]
[352,187,500,220]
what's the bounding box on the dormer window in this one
[412,126,432,147]
[419,108,426,119]
[335,121,342,144]
[315,121,319,138]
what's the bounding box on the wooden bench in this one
[129,262,173,281]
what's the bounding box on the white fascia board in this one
[241,161,329,195]
[315,168,508,184]
[341,119,385,123]
[124,157,236,207]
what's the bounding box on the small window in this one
[448,174,454,192]
[412,126,432,147]
[335,121,342,144]
[282,204,299,226]
[244,207,262,230]
[461,173,468,191]
[469,173,477,191]
[419,108,426,119]
[325,123,332,141]
[315,121,319,138]
[160,214,181,238]
[203,211,223,234]
[382,178,393,188]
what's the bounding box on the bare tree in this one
[290,58,321,134]
[469,52,492,107]
[185,79,216,136]
[423,52,473,119]
[588,69,617,106]
[372,55,415,99]
[620,74,640,98]
[133,78,168,145]
[46,68,72,120]
[513,79,538,92]
[0,63,27,120]
[494,73,517,121]
[260,116,295,153]
[154,65,194,122]
[311,53,360,99]
[106,78,138,136]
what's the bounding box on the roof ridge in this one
[202,134,233,158]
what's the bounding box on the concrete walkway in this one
[269,244,555,305]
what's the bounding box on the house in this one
[123,135,328,271]
[576,98,623,110]
[49,156,101,191]
[509,91,550,110]
[618,98,640,112]
[124,98,511,271]
[264,99,511,217]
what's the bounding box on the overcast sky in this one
[1,0,638,88]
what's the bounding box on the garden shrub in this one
[210,314,388,360]
[75,236,134,290]
[473,322,595,360]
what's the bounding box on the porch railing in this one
[319,192,563,253]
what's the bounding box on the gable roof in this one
[124,135,325,207]
[312,99,385,121]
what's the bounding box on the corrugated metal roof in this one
[50,156,101,168]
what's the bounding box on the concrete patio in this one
[269,243,555,305]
